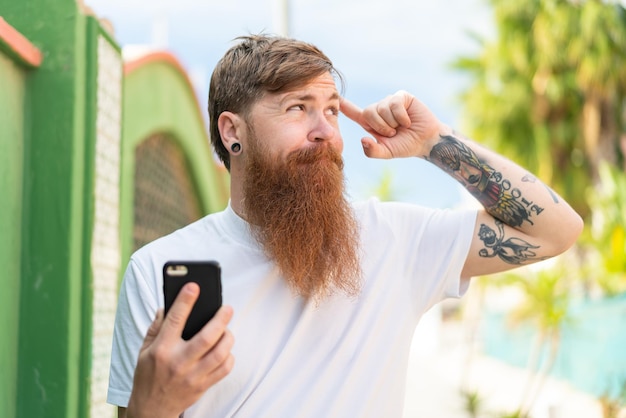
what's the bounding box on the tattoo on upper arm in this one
[428,135,544,227]
[478,220,546,264]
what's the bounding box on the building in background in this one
[0,2,228,417]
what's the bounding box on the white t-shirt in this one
[107,198,477,417]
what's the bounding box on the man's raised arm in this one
[341,91,583,277]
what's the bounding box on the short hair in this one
[208,34,344,170]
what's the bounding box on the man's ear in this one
[218,111,245,152]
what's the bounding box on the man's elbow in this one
[550,211,584,256]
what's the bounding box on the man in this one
[107,34,582,418]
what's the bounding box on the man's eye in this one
[288,104,305,111]
[327,107,340,116]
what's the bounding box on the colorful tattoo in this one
[478,220,544,265]
[428,135,542,227]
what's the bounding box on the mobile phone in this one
[163,261,222,340]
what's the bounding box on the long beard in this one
[242,140,362,301]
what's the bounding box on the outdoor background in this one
[85,0,493,209]
[85,0,626,415]
[2,0,625,417]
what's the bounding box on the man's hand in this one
[125,283,234,418]
[340,91,444,159]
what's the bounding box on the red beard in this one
[242,140,362,300]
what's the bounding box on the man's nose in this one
[308,112,337,143]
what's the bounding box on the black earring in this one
[231,143,241,153]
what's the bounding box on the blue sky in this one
[86,0,493,208]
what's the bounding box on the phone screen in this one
[163,261,222,340]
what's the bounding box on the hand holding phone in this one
[128,282,234,418]
[163,261,222,340]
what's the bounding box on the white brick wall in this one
[89,34,122,418]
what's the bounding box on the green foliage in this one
[584,162,626,295]
[452,1,626,412]
[493,262,574,336]
[369,168,397,202]
[485,260,578,414]
[488,264,573,339]
[452,0,626,219]
[460,389,483,418]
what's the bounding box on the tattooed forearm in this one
[478,220,547,264]
[427,134,542,227]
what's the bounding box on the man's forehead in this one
[272,73,340,100]
[274,91,339,109]
[278,89,340,102]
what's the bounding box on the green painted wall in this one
[1,2,230,416]
[2,1,90,416]
[121,58,229,264]
[0,47,27,418]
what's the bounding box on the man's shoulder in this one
[352,198,477,238]
[131,210,225,262]
[352,197,433,220]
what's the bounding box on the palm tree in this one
[452,0,626,219]
[572,1,626,174]
[493,264,574,416]
[452,3,626,413]
[584,162,626,295]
